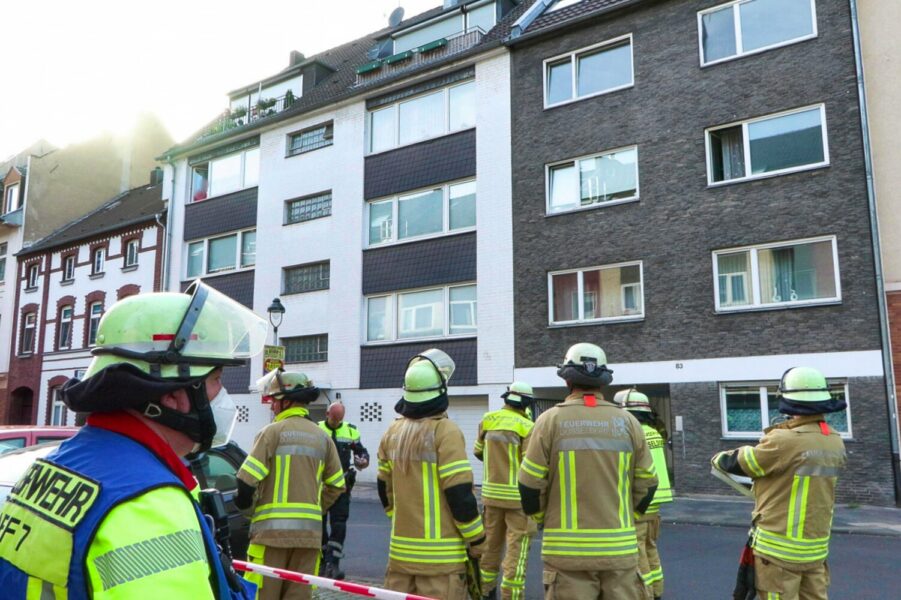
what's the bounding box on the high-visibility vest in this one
[0,426,249,599]
[474,406,533,508]
[643,424,673,514]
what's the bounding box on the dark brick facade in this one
[509,1,893,503]
[183,187,258,241]
[360,337,477,389]
[364,129,476,200]
[362,232,477,295]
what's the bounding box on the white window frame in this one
[184,229,256,278]
[720,381,852,439]
[62,255,76,281]
[88,302,103,346]
[547,261,645,325]
[283,334,329,364]
[712,235,840,312]
[367,80,475,154]
[92,248,106,275]
[125,239,140,267]
[50,387,67,426]
[21,312,36,354]
[58,305,73,350]
[364,283,477,344]
[698,0,818,67]
[705,104,829,186]
[190,147,260,203]
[545,145,640,215]
[543,34,634,109]
[0,242,6,283]
[4,183,20,213]
[367,179,476,247]
[27,264,39,288]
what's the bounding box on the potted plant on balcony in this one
[230,106,247,125]
[257,97,277,117]
[284,90,295,108]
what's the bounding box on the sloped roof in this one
[161,0,536,159]
[516,0,645,40]
[20,183,164,255]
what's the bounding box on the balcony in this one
[196,92,301,142]
[354,28,485,87]
[1,207,23,227]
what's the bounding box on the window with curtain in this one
[185,230,256,278]
[722,381,850,438]
[548,147,638,214]
[550,263,643,324]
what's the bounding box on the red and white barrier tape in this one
[232,560,437,600]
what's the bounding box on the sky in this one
[0,0,440,160]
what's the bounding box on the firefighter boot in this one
[483,589,497,600]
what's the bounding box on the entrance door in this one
[445,395,489,484]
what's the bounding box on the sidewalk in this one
[351,483,901,537]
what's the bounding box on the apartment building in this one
[7,178,165,426]
[507,0,895,504]
[0,117,172,422]
[159,0,524,480]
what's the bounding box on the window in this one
[366,284,477,342]
[707,105,828,184]
[284,334,328,363]
[58,305,73,350]
[0,242,6,282]
[713,236,839,311]
[391,4,495,54]
[191,147,260,202]
[368,180,475,246]
[545,36,633,107]
[4,183,19,213]
[62,255,75,281]
[721,381,850,438]
[88,302,103,346]
[549,262,643,324]
[284,262,330,294]
[547,146,638,214]
[286,192,332,224]
[699,0,817,66]
[21,312,36,354]
[92,248,106,275]
[125,240,139,267]
[49,388,67,426]
[287,122,334,156]
[27,264,39,289]
[368,81,475,153]
[185,230,256,278]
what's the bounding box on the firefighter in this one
[518,342,657,600]
[0,282,267,599]
[236,370,345,600]
[377,349,486,599]
[614,389,673,600]
[319,401,370,579]
[712,367,847,600]
[473,381,536,600]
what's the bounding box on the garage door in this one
[445,396,489,484]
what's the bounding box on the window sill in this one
[700,34,818,69]
[121,265,138,273]
[188,185,259,205]
[89,272,105,280]
[24,287,38,293]
[282,288,330,296]
[284,213,331,226]
[715,299,841,314]
[17,353,34,358]
[707,162,829,188]
[183,267,255,282]
[60,279,74,287]
[285,143,333,159]
[543,83,634,111]
[365,227,476,251]
[548,316,644,328]
[363,334,477,347]
[546,196,639,218]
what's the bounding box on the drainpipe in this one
[849,0,901,506]
[159,159,177,291]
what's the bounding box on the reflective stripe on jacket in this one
[474,406,533,508]
[238,406,345,548]
[734,415,846,566]
[640,424,673,516]
[377,413,484,575]
[518,391,657,572]
[318,420,369,473]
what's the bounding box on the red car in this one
[0,426,78,455]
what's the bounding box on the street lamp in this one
[267,297,286,346]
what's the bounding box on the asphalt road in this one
[328,500,901,599]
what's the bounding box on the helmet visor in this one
[416,348,456,384]
[179,283,269,362]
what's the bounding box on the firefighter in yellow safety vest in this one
[474,381,536,600]
[377,349,486,599]
[518,343,657,600]
[615,389,673,600]
[236,370,346,600]
[712,367,847,600]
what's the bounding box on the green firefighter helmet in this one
[613,388,652,412]
[502,381,534,407]
[557,342,613,387]
[779,367,831,402]
[256,369,320,404]
[403,348,456,403]
[85,281,268,381]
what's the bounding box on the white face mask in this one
[210,386,237,447]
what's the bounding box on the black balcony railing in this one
[198,91,301,141]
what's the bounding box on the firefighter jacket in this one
[238,406,345,549]
[318,420,370,477]
[377,413,485,575]
[716,415,846,567]
[517,391,658,572]
[474,405,534,509]
[0,412,254,600]
[637,424,673,521]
